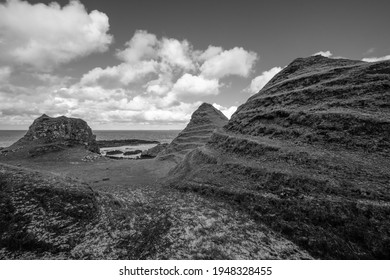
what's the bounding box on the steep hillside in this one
[167,56,390,259]
[158,103,228,160]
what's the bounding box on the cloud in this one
[248,66,283,94]
[200,47,258,79]
[312,51,333,57]
[80,60,158,87]
[172,74,220,97]
[364,48,375,55]
[0,29,258,129]
[159,38,195,70]
[362,55,390,62]
[116,30,157,63]
[0,67,11,82]
[197,46,223,61]
[0,0,113,70]
[212,103,237,119]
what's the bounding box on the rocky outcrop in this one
[141,143,169,158]
[123,150,142,156]
[5,114,99,157]
[158,103,228,160]
[105,150,124,155]
[167,56,390,259]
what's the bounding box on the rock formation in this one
[123,150,142,156]
[158,103,228,160]
[167,56,390,259]
[5,114,99,157]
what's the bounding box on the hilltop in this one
[158,103,228,161]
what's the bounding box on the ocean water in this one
[0,130,27,148]
[0,130,180,148]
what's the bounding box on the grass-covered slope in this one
[158,103,228,160]
[0,162,311,260]
[167,56,390,259]
[0,163,172,259]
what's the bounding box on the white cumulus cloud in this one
[80,60,158,87]
[212,103,237,119]
[362,55,390,62]
[0,28,259,129]
[0,0,113,70]
[116,30,157,63]
[312,51,333,57]
[159,38,195,70]
[197,46,223,61]
[172,74,220,97]
[200,47,258,79]
[248,66,283,94]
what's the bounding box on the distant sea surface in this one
[0,130,180,148]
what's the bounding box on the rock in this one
[81,154,103,162]
[6,114,99,157]
[168,56,390,259]
[105,150,123,155]
[141,143,169,158]
[123,150,142,156]
[105,156,124,160]
[158,103,228,160]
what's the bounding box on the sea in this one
[0,130,180,152]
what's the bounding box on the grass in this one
[0,161,311,260]
[169,166,390,259]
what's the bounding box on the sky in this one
[0,0,389,130]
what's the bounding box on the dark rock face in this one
[9,114,99,156]
[168,56,390,259]
[123,150,142,156]
[158,103,228,159]
[141,143,169,158]
[105,150,124,156]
